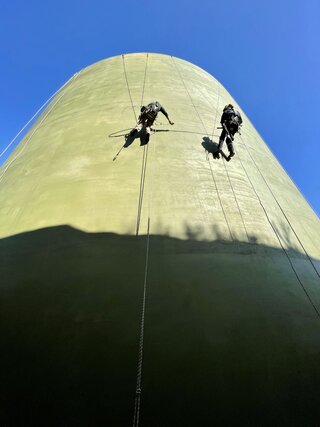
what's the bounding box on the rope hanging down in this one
[0,73,78,162]
[122,54,152,427]
[236,141,320,319]
[207,85,234,240]
[0,72,80,183]
[171,56,236,241]
[241,135,320,281]
[135,54,149,237]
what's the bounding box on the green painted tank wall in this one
[0,53,320,426]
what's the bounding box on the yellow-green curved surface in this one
[0,53,320,426]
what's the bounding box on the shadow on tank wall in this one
[1,225,320,426]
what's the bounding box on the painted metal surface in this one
[0,53,320,425]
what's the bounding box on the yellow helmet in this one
[224,104,234,111]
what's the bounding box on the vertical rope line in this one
[136,145,149,235]
[207,84,233,240]
[205,86,250,242]
[171,57,209,136]
[211,82,220,142]
[172,57,249,242]
[133,54,155,427]
[135,54,149,236]
[236,143,320,318]
[122,54,137,122]
[133,217,150,427]
[200,81,250,242]
[221,157,249,241]
[0,75,75,161]
[140,53,149,108]
[241,134,320,280]
[0,72,80,183]
[133,135,157,427]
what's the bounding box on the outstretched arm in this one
[160,106,174,125]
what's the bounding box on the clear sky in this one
[1,0,319,215]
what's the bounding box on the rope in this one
[108,128,132,138]
[132,53,152,427]
[135,55,149,236]
[197,80,250,242]
[221,156,249,241]
[212,89,249,241]
[154,127,220,137]
[122,55,137,122]
[0,75,75,161]
[241,135,320,280]
[133,135,156,427]
[208,86,233,240]
[136,145,149,235]
[140,54,148,108]
[236,143,320,318]
[132,217,150,427]
[171,57,209,136]
[0,72,80,183]
[171,56,234,240]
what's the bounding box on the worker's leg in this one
[140,125,150,146]
[226,136,235,158]
[218,129,227,150]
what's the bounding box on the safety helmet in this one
[224,104,234,110]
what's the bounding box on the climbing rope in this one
[132,53,152,427]
[136,144,149,235]
[208,85,234,240]
[0,72,80,183]
[213,93,249,242]
[132,136,156,427]
[241,135,320,280]
[171,56,235,241]
[122,55,137,122]
[140,53,148,109]
[0,75,74,161]
[135,54,149,236]
[108,128,133,138]
[236,141,320,318]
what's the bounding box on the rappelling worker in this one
[128,101,174,145]
[216,104,242,160]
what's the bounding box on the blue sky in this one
[1,0,319,215]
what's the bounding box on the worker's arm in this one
[160,106,174,125]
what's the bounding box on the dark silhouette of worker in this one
[128,101,174,146]
[215,104,242,160]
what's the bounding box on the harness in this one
[144,103,161,122]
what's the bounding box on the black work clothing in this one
[139,102,169,125]
[218,108,242,156]
[219,127,236,156]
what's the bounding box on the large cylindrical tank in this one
[0,53,319,426]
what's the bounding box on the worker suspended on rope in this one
[216,104,242,160]
[128,101,174,146]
